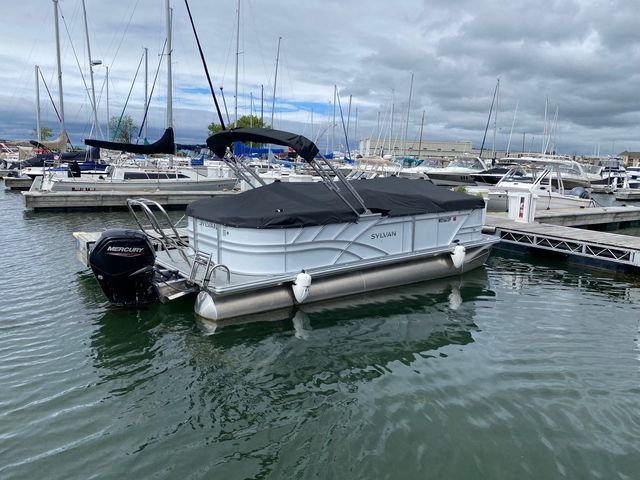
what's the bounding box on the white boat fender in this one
[450,245,466,269]
[292,270,312,304]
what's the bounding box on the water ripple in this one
[2,187,640,479]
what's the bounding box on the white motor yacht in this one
[510,155,592,190]
[420,156,491,187]
[466,164,595,212]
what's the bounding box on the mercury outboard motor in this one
[89,229,158,306]
[568,186,591,199]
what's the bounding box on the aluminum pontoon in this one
[83,128,498,322]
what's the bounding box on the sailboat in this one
[36,0,237,193]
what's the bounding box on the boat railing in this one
[126,198,192,266]
[187,249,230,289]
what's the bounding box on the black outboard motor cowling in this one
[89,229,158,306]
[568,186,591,199]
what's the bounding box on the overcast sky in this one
[1,0,638,155]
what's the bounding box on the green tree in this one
[109,114,138,143]
[207,115,270,136]
[32,126,53,141]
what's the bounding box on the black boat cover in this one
[206,127,319,161]
[84,127,175,155]
[20,149,101,167]
[186,177,485,229]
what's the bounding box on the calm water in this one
[1,184,640,479]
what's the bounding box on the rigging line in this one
[7,1,51,111]
[113,51,145,142]
[136,39,167,141]
[220,4,237,88]
[183,0,225,129]
[108,0,141,71]
[59,3,103,138]
[38,69,73,149]
[336,88,352,161]
[245,0,270,85]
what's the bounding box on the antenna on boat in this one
[184,0,226,129]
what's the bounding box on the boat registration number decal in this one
[438,216,457,223]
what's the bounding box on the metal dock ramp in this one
[487,215,640,271]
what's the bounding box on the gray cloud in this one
[1,0,639,155]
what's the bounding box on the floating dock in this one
[23,189,238,211]
[534,205,640,228]
[4,177,33,190]
[486,211,640,272]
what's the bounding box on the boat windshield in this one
[584,164,601,175]
[497,166,537,185]
[513,159,586,177]
[447,157,484,170]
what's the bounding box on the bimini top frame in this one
[206,127,370,216]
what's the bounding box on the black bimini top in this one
[186,177,485,229]
[206,127,319,161]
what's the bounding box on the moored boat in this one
[422,156,492,187]
[81,127,499,322]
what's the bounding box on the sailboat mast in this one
[404,72,413,157]
[234,0,240,126]
[331,85,336,154]
[492,78,499,160]
[542,97,548,154]
[81,0,100,138]
[479,80,498,158]
[354,107,358,148]
[417,110,425,160]
[35,65,41,142]
[346,94,352,139]
[389,89,394,156]
[106,66,110,139]
[270,36,281,128]
[52,0,66,148]
[144,47,149,139]
[506,100,519,157]
[165,0,173,130]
